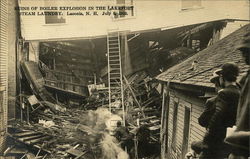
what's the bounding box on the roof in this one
[156,24,250,88]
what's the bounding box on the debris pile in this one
[10,104,129,159]
[15,60,162,158]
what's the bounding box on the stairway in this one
[107,30,125,120]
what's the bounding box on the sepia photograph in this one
[0,0,249,158]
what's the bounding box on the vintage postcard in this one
[0,0,249,158]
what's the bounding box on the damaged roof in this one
[156,24,250,88]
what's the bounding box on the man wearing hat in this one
[198,70,222,128]
[202,62,241,158]
[224,32,250,159]
[186,70,223,159]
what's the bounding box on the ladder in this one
[107,30,125,122]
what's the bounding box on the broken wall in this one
[29,42,39,62]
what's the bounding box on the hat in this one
[217,62,239,82]
[209,69,221,83]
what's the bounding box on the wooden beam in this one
[45,69,94,79]
[13,131,41,138]
[56,63,94,71]
[161,81,170,159]
[41,43,91,58]
[54,57,94,66]
[123,76,145,118]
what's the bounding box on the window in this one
[44,1,66,24]
[114,0,134,19]
[171,100,179,151]
[192,40,200,51]
[45,12,66,24]
[181,0,202,10]
[182,106,191,158]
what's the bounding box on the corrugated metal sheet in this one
[0,0,8,153]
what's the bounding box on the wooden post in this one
[160,80,170,159]
[27,104,30,124]
[123,76,145,118]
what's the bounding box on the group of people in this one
[186,32,250,159]
[113,121,160,158]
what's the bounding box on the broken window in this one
[181,0,202,10]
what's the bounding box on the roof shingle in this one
[156,24,250,87]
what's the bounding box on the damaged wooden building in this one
[156,24,250,159]
[0,0,249,158]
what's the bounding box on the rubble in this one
[10,102,132,158]
[10,63,162,158]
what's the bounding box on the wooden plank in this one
[192,125,202,134]
[26,136,52,145]
[191,125,206,135]
[44,84,86,97]
[13,131,41,138]
[19,134,46,142]
[191,114,204,125]
[0,86,5,91]
[67,148,87,159]
[192,110,203,116]
[190,133,204,141]
[160,81,171,159]
[140,116,157,121]
[192,105,204,112]
[192,111,202,117]
[123,76,145,118]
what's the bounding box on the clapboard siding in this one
[190,103,206,143]
[176,104,184,146]
[0,0,8,152]
[7,0,18,120]
[168,92,175,158]
[167,89,206,159]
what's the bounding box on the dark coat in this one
[198,96,217,128]
[224,71,250,157]
[202,85,240,158]
[114,126,131,142]
[204,85,240,143]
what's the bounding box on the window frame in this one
[171,98,179,152]
[180,0,203,12]
[43,1,66,25]
[112,0,135,20]
[44,11,66,25]
[182,105,192,158]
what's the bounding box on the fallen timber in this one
[8,67,162,158]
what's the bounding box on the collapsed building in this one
[0,0,249,158]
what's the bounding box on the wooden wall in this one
[8,0,19,120]
[167,88,207,159]
[0,0,8,153]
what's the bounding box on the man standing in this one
[224,32,250,159]
[114,121,133,152]
[202,62,241,159]
[198,70,222,128]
